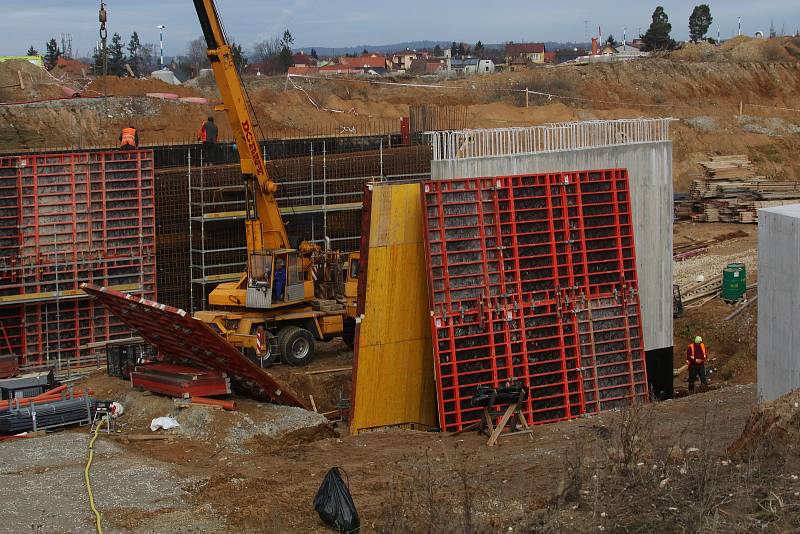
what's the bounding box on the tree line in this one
[640,4,713,51]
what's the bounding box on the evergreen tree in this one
[689,5,713,42]
[231,41,248,72]
[362,48,369,55]
[641,6,675,51]
[474,41,484,58]
[277,29,294,72]
[44,38,60,69]
[127,32,142,75]
[450,41,458,57]
[108,33,126,76]
[606,34,616,47]
[26,45,39,56]
[433,44,443,57]
[310,48,318,59]
[92,44,107,74]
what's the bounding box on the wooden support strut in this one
[450,390,532,446]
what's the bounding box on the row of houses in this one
[286,40,647,77]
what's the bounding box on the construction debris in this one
[131,363,231,398]
[687,155,800,223]
[0,354,18,379]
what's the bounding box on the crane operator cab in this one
[246,250,306,309]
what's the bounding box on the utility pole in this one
[99,1,108,75]
[738,17,742,36]
[157,25,166,68]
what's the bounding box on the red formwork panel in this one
[0,151,156,368]
[81,284,307,408]
[422,170,648,432]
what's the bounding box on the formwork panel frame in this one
[423,170,648,432]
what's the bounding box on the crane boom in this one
[192,0,289,250]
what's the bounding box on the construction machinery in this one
[188,0,358,365]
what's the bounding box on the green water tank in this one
[721,263,747,302]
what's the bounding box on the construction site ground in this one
[2,35,799,533]
[7,380,800,533]
[0,227,781,534]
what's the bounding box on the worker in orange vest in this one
[197,116,218,165]
[119,125,139,149]
[686,335,708,392]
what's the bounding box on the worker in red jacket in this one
[686,335,708,392]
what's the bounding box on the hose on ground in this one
[85,417,107,534]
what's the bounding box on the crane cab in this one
[244,249,311,309]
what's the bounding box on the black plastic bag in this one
[313,467,360,532]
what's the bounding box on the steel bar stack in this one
[130,362,231,398]
[689,155,800,223]
[0,393,94,434]
[422,170,648,432]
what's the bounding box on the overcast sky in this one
[4,1,800,58]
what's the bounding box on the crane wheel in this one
[278,326,315,366]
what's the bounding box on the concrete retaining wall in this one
[431,141,673,352]
[757,205,800,401]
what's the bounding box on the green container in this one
[721,263,747,302]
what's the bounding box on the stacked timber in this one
[688,155,800,223]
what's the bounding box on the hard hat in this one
[694,336,702,344]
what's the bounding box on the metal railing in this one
[428,118,674,161]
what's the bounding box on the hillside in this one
[1,38,799,193]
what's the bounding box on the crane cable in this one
[85,417,108,534]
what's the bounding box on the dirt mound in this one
[0,59,63,102]
[87,76,200,98]
[728,389,800,458]
[671,36,800,63]
[51,57,89,77]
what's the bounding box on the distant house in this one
[318,63,361,75]
[288,65,319,75]
[391,50,418,71]
[292,52,317,67]
[554,49,589,64]
[505,42,546,65]
[450,57,495,75]
[543,51,557,64]
[338,53,390,70]
[409,58,446,75]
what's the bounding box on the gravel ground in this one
[0,432,221,534]
[673,243,758,288]
[225,405,329,454]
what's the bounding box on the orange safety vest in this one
[687,343,707,366]
[120,127,137,147]
[197,122,207,142]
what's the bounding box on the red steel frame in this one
[0,150,156,368]
[422,170,648,432]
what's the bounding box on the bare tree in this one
[186,37,210,74]
[252,36,281,65]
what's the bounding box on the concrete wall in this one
[431,141,673,352]
[757,205,800,401]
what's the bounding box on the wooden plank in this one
[304,367,352,376]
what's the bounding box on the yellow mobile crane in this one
[191,0,358,365]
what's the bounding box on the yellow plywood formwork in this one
[350,182,437,434]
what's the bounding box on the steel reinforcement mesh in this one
[0,150,156,367]
[422,170,647,432]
